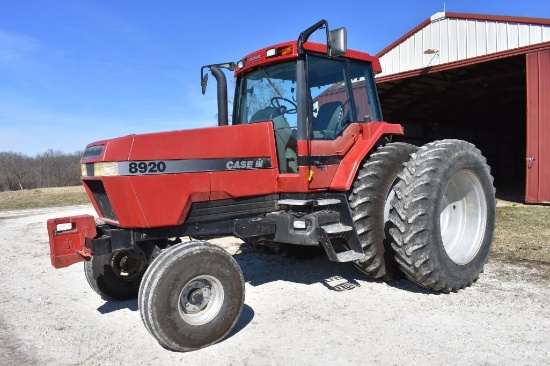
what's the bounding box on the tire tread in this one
[389,139,496,292]
[349,142,417,279]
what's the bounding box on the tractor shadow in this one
[97,299,138,314]
[226,304,254,339]
[232,243,436,295]
[96,300,254,342]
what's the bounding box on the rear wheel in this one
[138,241,245,352]
[389,139,496,292]
[349,142,416,279]
[84,250,147,301]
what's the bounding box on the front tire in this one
[84,250,147,301]
[349,142,417,279]
[138,241,245,352]
[389,139,496,292]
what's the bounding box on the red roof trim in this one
[376,41,550,84]
[376,17,431,58]
[304,42,382,72]
[445,12,550,26]
[376,12,550,58]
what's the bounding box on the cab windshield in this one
[234,62,298,173]
[234,61,298,128]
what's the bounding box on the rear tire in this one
[389,139,496,292]
[84,251,147,301]
[138,241,245,352]
[349,142,417,279]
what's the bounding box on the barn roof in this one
[376,12,550,81]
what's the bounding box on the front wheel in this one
[138,241,245,352]
[84,250,147,301]
[389,139,496,292]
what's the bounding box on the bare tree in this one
[0,150,82,192]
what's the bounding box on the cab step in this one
[333,250,366,262]
[278,198,341,207]
[321,223,353,235]
[277,193,366,263]
[317,226,364,263]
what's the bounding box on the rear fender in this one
[47,215,97,269]
[329,122,404,191]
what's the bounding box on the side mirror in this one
[201,73,208,95]
[329,27,347,57]
[297,20,347,57]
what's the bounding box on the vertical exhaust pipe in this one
[209,65,228,126]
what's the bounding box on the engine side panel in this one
[83,122,280,228]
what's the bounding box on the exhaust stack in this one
[201,63,235,127]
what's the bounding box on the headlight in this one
[81,162,119,177]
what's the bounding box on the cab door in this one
[306,56,381,189]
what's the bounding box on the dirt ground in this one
[1,205,549,365]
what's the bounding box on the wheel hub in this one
[180,280,212,314]
[111,251,145,280]
[188,289,204,305]
[440,169,487,265]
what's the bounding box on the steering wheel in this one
[271,97,297,114]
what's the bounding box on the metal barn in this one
[376,12,550,203]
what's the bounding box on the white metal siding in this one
[378,14,550,77]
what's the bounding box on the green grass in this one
[492,206,550,263]
[0,187,90,211]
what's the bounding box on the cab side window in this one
[348,62,382,122]
[308,57,350,140]
[308,57,381,140]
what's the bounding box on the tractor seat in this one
[249,106,297,173]
[312,101,343,139]
[249,107,281,123]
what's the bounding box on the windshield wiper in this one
[257,66,284,99]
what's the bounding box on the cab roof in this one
[234,41,382,76]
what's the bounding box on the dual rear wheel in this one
[388,139,496,292]
[349,142,417,279]
[350,139,495,292]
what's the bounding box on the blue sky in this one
[1,0,549,155]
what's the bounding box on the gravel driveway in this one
[1,206,549,365]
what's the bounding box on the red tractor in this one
[47,20,495,352]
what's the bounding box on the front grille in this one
[85,180,118,221]
[186,194,279,223]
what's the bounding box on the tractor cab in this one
[203,20,386,184]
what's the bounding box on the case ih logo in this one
[226,158,270,170]
[113,157,272,176]
[247,55,261,63]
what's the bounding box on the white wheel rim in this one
[178,275,224,325]
[384,188,396,223]
[440,170,487,265]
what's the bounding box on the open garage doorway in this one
[377,54,527,202]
